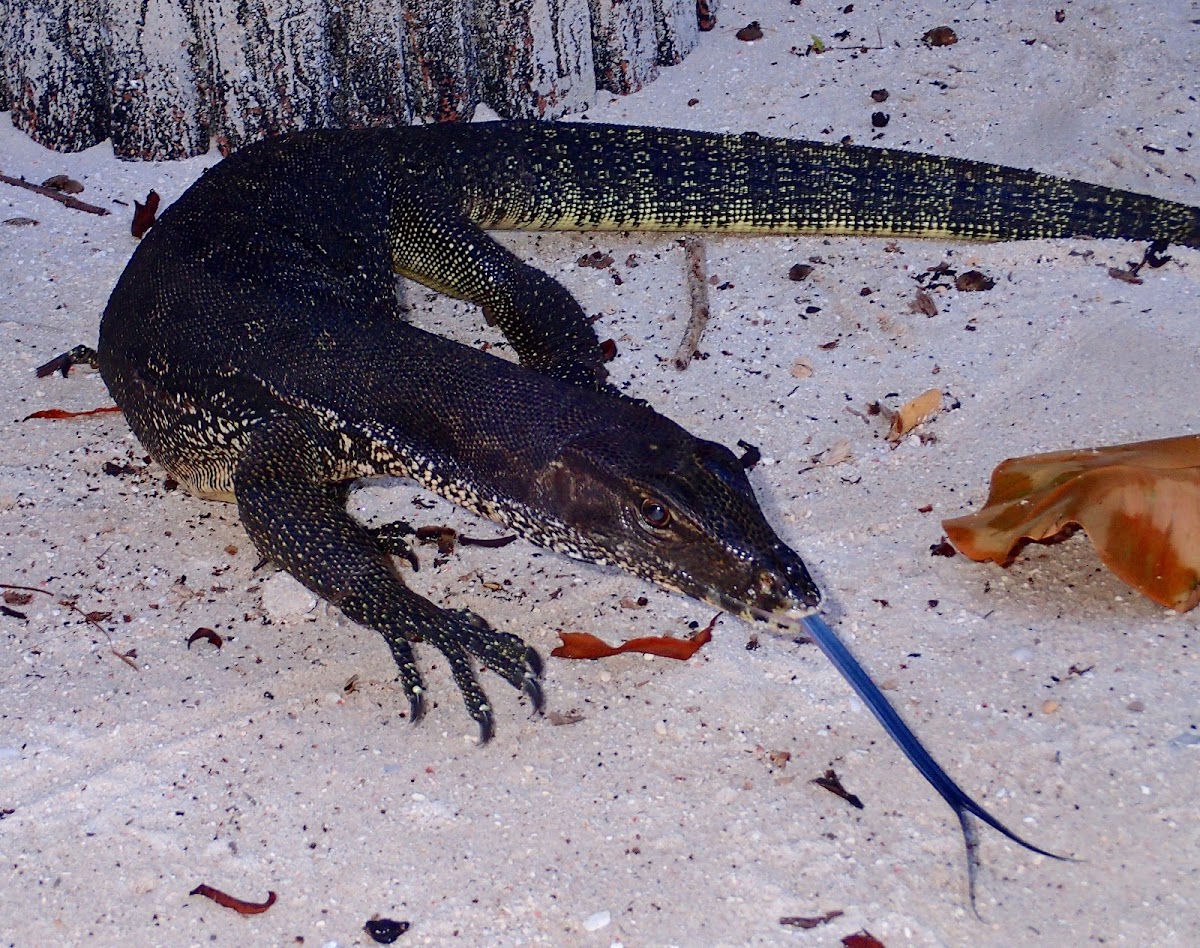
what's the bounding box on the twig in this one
[672,236,711,370]
[1,582,138,669]
[0,172,111,216]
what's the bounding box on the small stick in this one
[1,582,137,670]
[672,236,711,370]
[0,172,111,216]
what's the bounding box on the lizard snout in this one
[746,543,822,617]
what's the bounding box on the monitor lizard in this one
[41,122,1199,896]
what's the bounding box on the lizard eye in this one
[640,497,671,528]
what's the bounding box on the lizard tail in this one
[449,122,1199,249]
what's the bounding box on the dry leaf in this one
[41,174,84,194]
[736,21,763,41]
[886,388,943,441]
[132,190,160,238]
[811,437,853,468]
[955,269,994,292]
[552,627,713,661]
[942,435,1200,612]
[553,614,718,661]
[922,25,958,46]
[189,883,277,915]
[910,288,938,316]
[843,932,886,948]
[23,405,122,421]
[790,356,814,379]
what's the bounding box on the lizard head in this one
[530,412,822,621]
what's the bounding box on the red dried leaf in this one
[187,627,223,650]
[132,190,160,238]
[189,883,277,915]
[415,525,457,556]
[23,405,122,421]
[843,932,886,948]
[457,533,517,549]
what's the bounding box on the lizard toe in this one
[385,635,427,723]
[524,645,543,678]
[432,629,499,739]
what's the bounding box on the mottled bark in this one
[401,0,476,122]
[0,2,10,108]
[329,0,413,128]
[654,0,701,66]
[6,0,109,153]
[105,0,206,160]
[1,0,712,160]
[590,0,658,95]
[189,0,338,155]
[473,0,595,119]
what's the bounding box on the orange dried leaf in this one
[886,387,942,441]
[942,435,1200,612]
[552,626,713,661]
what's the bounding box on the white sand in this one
[1,2,1197,945]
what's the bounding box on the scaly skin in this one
[67,122,1197,895]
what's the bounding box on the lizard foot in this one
[419,614,545,741]
[35,344,100,378]
[367,520,419,570]
[234,418,541,738]
[376,604,543,740]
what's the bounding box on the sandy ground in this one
[2,2,1198,945]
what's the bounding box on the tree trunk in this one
[106,0,207,160]
[0,0,716,160]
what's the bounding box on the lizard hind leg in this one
[232,416,542,740]
[387,192,606,389]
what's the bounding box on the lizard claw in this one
[475,704,496,744]
[407,688,425,725]
[521,674,544,715]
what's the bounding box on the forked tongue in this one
[762,607,1071,909]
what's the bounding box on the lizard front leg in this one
[232,414,543,740]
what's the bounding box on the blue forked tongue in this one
[763,607,1072,909]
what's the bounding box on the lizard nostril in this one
[756,569,784,598]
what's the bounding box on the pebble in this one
[582,910,611,932]
[259,571,318,621]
